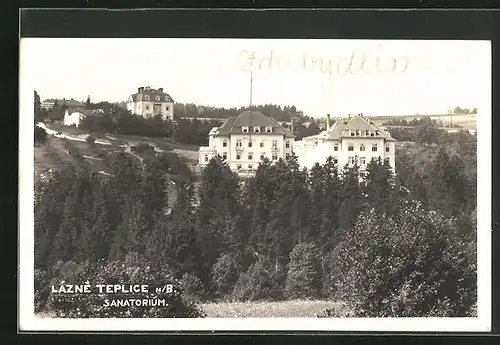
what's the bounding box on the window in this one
[248,164,253,170]
[360,157,366,165]
[384,157,390,164]
[272,155,278,161]
[286,141,290,148]
[360,171,366,178]
[248,141,253,147]
[350,131,355,136]
[146,106,150,110]
[222,152,227,160]
[260,154,265,160]
[266,126,272,133]
[254,127,261,133]
[155,96,160,101]
[375,130,380,136]
[260,141,264,148]
[237,164,242,170]
[360,144,365,151]
[372,144,378,152]
[223,139,227,147]
[355,130,360,136]
[166,106,169,111]
[272,140,278,148]
[165,96,170,101]
[334,145,339,151]
[242,126,249,133]
[371,132,375,137]
[365,130,370,136]
[348,156,355,165]
[204,154,208,162]
[386,145,390,152]
[348,144,354,151]
[236,154,241,160]
[248,153,253,160]
[286,153,290,159]
[236,140,242,147]
[145,95,150,100]
[333,157,338,164]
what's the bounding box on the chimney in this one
[326,114,331,129]
[138,87,144,93]
[158,88,163,93]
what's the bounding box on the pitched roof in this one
[68,107,93,116]
[130,88,174,103]
[43,99,84,107]
[306,114,395,141]
[216,111,295,138]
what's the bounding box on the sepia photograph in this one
[19,36,491,332]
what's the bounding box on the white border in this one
[19,38,491,332]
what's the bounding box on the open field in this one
[201,300,345,318]
[366,114,477,131]
[34,137,114,174]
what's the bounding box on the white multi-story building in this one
[198,110,295,176]
[293,114,396,177]
[127,86,175,121]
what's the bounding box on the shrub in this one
[86,134,97,147]
[232,258,282,301]
[34,126,47,145]
[211,253,241,299]
[329,200,477,317]
[284,242,322,299]
[42,254,205,318]
[180,273,208,302]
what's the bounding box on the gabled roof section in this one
[67,107,93,117]
[131,88,174,103]
[216,111,295,138]
[303,114,395,141]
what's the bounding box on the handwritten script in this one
[239,45,410,90]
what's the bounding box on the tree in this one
[211,253,241,298]
[232,257,282,301]
[284,242,322,299]
[364,157,399,216]
[85,95,91,108]
[330,200,477,317]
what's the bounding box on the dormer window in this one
[254,126,261,133]
[265,126,272,133]
[242,126,249,133]
[155,96,160,101]
[365,130,370,136]
[165,96,170,101]
[355,130,360,136]
[144,95,150,100]
[350,130,355,136]
[375,130,380,136]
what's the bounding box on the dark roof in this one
[310,114,395,141]
[216,111,295,138]
[130,88,174,103]
[68,107,93,116]
[44,99,84,107]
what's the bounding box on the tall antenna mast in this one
[249,70,253,107]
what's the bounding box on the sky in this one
[20,38,490,117]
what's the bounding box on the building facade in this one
[199,111,295,176]
[127,86,175,121]
[63,108,93,127]
[293,114,396,177]
[41,98,84,110]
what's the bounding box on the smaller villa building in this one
[293,114,396,177]
[199,110,295,176]
[127,86,175,121]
